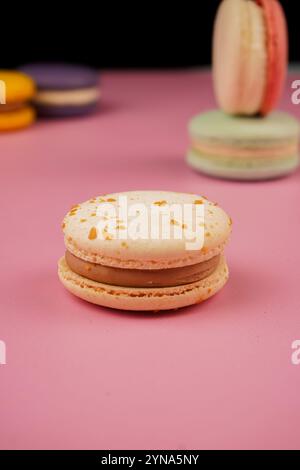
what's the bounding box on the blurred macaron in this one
[20,63,100,117]
[213,0,288,116]
[187,110,300,181]
[0,70,36,131]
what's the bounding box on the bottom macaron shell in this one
[35,102,98,118]
[187,150,299,181]
[58,256,229,312]
[0,106,35,132]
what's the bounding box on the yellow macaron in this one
[0,70,36,131]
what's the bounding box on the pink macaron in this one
[213,0,288,116]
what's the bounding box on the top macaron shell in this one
[0,71,35,104]
[189,110,300,144]
[62,191,232,270]
[20,64,99,90]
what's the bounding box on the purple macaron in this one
[20,63,100,117]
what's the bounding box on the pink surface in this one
[1,71,300,450]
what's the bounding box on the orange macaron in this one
[0,71,36,131]
[213,0,288,116]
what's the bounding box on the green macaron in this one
[187,110,300,181]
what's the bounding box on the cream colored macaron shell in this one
[62,191,231,269]
[213,0,267,115]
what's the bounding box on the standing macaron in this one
[58,191,232,312]
[20,64,100,117]
[0,71,36,131]
[213,0,288,116]
[187,110,300,180]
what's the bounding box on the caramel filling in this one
[34,88,100,106]
[65,251,220,288]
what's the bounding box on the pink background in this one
[0,71,300,450]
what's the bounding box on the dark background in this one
[1,1,297,69]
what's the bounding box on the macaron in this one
[187,110,300,181]
[58,191,232,311]
[20,64,100,117]
[0,71,36,131]
[213,0,288,116]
